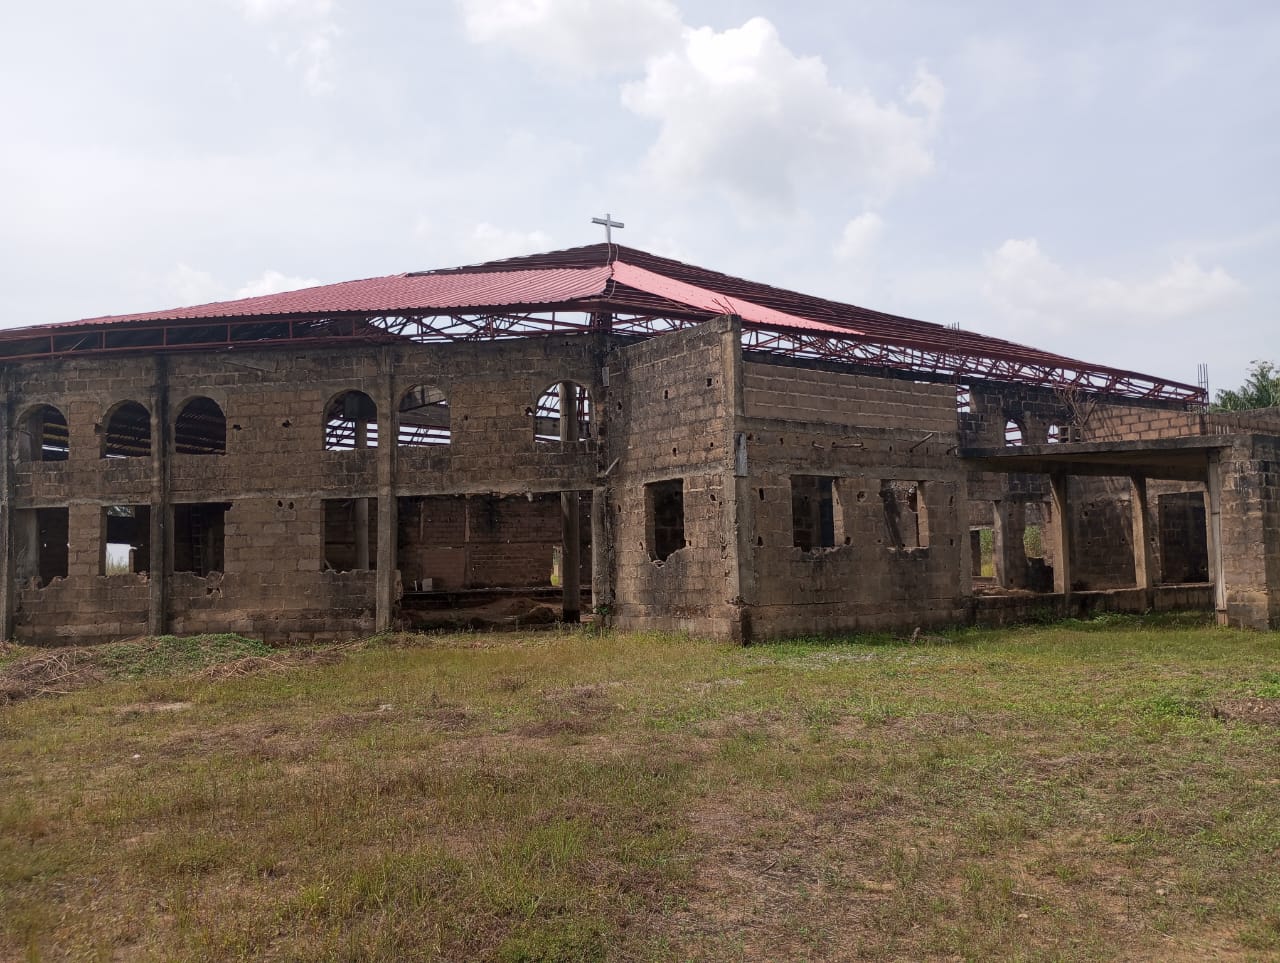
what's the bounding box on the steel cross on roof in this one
[591,213,625,243]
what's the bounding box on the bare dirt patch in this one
[1211,697,1280,726]
[116,701,193,716]
[517,683,620,738]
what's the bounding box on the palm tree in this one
[1212,360,1280,411]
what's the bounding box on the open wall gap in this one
[103,505,151,574]
[323,498,379,571]
[646,480,685,562]
[882,480,928,549]
[174,502,230,576]
[15,507,69,583]
[20,405,69,461]
[396,493,591,628]
[791,475,838,551]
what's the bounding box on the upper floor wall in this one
[7,336,611,504]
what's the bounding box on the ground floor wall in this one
[972,584,1214,626]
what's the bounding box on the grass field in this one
[2,616,1279,961]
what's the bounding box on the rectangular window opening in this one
[103,505,151,575]
[174,502,230,576]
[971,527,995,578]
[15,507,69,584]
[791,475,837,551]
[645,479,685,562]
[881,480,928,550]
[324,498,378,571]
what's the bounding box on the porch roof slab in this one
[959,435,1238,482]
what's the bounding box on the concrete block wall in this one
[1151,483,1209,584]
[1084,404,1280,443]
[605,318,744,639]
[4,316,1271,644]
[736,361,969,639]
[743,362,955,432]
[1066,476,1136,590]
[5,336,607,643]
[1218,436,1280,629]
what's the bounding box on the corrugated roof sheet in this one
[0,242,1201,401]
[42,265,614,327]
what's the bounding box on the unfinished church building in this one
[3,243,1279,645]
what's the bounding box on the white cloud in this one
[234,0,339,94]
[906,64,946,117]
[458,0,682,75]
[235,270,324,298]
[621,18,941,206]
[164,265,323,306]
[834,212,884,263]
[238,0,333,21]
[983,238,1245,331]
[956,36,1042,110]
[167,263,224,305]
[464,222,554,262]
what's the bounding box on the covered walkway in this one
[963,434,1280,628]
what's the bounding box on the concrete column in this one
[1130,475,1156,593]
[560,382,581,623]
[590,486,609,615]
[354,418,370,571]
[969,529,983,580]
[992,499,1027,589]
[0,381,13,641]
[375,356,398,633]
[722,318,753,643]
[1049,472,1072,598]
[14,510,38,582]
[148,356,170,636]
[1205,454,1227,624]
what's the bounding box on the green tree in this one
[1211,360,1280,411]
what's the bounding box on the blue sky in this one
[2,0,1276,395]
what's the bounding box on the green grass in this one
[2,618,1279,960]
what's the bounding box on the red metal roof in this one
[49,265,614,326]
[0,243,1204,403]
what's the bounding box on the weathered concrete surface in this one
[4,318,1278,644]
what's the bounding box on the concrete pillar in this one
[0,381,13,640]
[1205,454,1227,624]
[148,357,170,637]
[23,408,41,461]
[560,382,581,623]
[14,510,38,582]
[992,499,1027,589]
[1130,475,1156,593]
[969,529,983,579]
[1049,472,1072,598]
[375,357,397,632]
[590,486,608,615]
[354,418,370,571]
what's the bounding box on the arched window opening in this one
[325,391,378,451]
[398,386,450,446]
[956,388,971,414]
[531,382,590,444]
[20,405,69,461]
[1047,423,1062,444]
[102,402,151,459]
[174,397,227,455]
[1003,417,1024,448]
